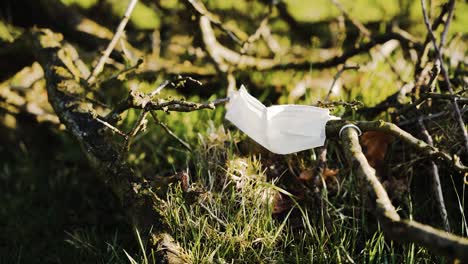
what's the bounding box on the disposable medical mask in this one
[226,86,339,154]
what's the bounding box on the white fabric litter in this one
[225,86,339,154]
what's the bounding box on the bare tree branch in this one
[150,111,192,151]
[340,127,468,262]
[421,0,468,157]
[325,64,360,101]
[418,118,451,232]
[198,12,419,72]
[25,28,194,262]
[87,0,139,84]
[326,120,468,173]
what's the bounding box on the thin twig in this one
[93,58,144,88]
[415,2,449,76]
[331,0,370,37]
[87,0,139,84]
[316,99,363,109]
[357,83,414,119]
[197,7,419,72]
[149,77,201,99]
[326,120,468,173]
[398,105,468,127]
[239,18,269,55]
[96,117,128,138]
[269,32,420,71]
[149,80,171,98]
[438,0,455,50]
[325,64,359,101]
[105,77,209,121]
[199,202,227,227]
[238,2,275,56]
[147,98,229,112]
[395,90,467,118]
[418,118,451,232]
[421,0,468,158]
[150,111,192,151]
[185,0,244,45]
[120,110,149,161]
[330,0,403,83]
[421,92,468,103]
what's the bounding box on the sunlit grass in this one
[120,123,440,263]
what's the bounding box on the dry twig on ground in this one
[339,126,468,262]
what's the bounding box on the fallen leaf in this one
[360,131,394,174]
[272,192,295,215]
[298,169,313,182]
[323,168,339,179]
[176,171,190,193]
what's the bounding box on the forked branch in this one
[326,120,468,173]
[340,127,468,262]
[87,0,139,84]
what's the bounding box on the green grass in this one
[121,115,444,263]
[0,126,134,263]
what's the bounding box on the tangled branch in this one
[326,120,467,173]
[339,127,468,262]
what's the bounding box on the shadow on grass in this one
[0,114,135,263]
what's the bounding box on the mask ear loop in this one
[339,124,362,138]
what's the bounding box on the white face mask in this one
[225,86,339,154]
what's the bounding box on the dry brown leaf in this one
[323,168,339,179]
[272,193,295,215]
[360,131,394,172]
[176,171,190,193]
[298,167,339,192]
[298,169,313,182]
[299,167,338,183]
